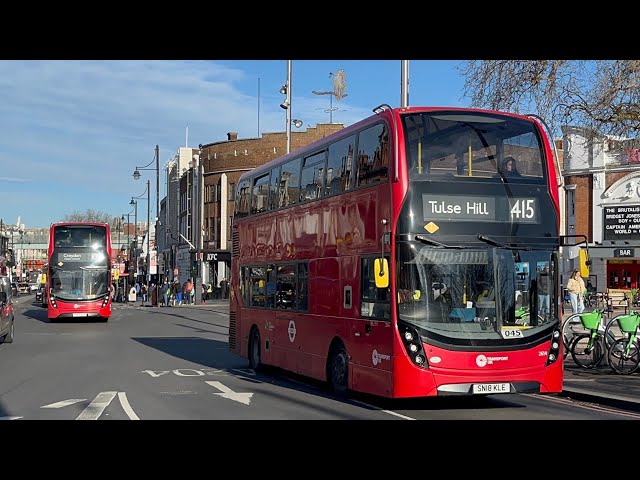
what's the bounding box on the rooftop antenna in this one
[186,126,189,148]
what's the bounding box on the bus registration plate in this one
[472,383,510,394]
[72,313,88,317]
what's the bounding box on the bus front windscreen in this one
[396,242,555,341]
[51,266,110,301]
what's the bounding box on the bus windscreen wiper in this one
[415,235,465,249]
[477,234,532,251]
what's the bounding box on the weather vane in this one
[312,68,348,123]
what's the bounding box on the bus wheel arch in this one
[326,338,349,397]
[248,325,262,371]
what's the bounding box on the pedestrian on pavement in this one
[220,278,229,300]
[162,280,170,306]
[566,269,586,314]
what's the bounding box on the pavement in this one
[113,299,640,410]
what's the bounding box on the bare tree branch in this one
[461,60,640,138]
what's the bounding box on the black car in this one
[10,282,18,297]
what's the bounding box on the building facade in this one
[562,126,640,293]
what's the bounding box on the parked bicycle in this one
[569,308,632,368]
[569,309,608,368]
[562,308,627,360]
[606,312,640,375]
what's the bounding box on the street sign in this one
[614,248,635,258]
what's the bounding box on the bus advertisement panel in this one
[47,222,112,321]
[230,105,567,399]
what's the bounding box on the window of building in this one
[228,183,236,201]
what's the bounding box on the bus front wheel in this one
[248,327,262,371]
[327,344,349,397]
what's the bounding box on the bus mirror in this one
[579,249,590,277]
[374,258,389,289]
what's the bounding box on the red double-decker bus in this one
[230,105,577,399]
[46,222,112,322]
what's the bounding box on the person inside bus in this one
[501,156,522,178]
[537,265,550,317]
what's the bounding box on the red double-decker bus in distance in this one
[46,222,112,322]
[229,104,586,399]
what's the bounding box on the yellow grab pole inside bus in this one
[468,144,472,176]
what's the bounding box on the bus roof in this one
[238,105,541,183]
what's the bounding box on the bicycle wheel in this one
[603,315,632,352]
[562,314,589,358]
[570,333,605,369]
[607,338,640,374]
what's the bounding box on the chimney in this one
[227,132,238,141]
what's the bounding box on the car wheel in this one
[1,317,14,344]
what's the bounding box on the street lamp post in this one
[131,181,150,300]
[117,218,121,256]
[280,60,293,154]
[129,199,138,279]
[134,144,160,304]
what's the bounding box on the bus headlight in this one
[399,323,428,369]
[546,326,561,366]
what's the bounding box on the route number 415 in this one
[510,199,535,219]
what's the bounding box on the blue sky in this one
[0,60,470,229]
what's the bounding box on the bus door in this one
[351,257,394,397]
[272,264,300,373]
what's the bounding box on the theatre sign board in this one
[603,204,640,241]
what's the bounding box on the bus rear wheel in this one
[248,327,262,371]
[327,344,348,397]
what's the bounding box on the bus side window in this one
[360,256,390,320]
[356,124,389,187]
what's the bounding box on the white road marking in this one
[351,399,416,420]
[142,370,170,377]
[117,392,140,420]
[76,391,118,420]
[42,399,86,408]
[0,416,23,420]
[206,380,254,405]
